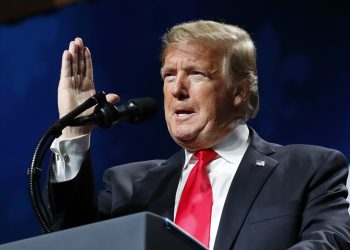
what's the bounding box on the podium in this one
[0,212,207,250]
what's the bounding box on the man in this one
[49,20,350,249]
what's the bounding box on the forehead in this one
[162,41,225,69]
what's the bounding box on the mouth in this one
[174,109,195,119]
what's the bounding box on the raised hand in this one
[58,38,119,139]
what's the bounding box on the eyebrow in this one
[160,65,220,78]
[160,67,166,76]
[160,66,173,78]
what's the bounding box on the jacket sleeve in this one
[288,150,350,249]
[48,150,98,231]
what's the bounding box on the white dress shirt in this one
[50,124,250,250]
[174,124,250,250]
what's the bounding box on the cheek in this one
[199,92,221,113]
[163,86,171,107]
[206,93,234,121]
[163,84,168,98]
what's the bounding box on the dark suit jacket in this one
[49,128,350,249]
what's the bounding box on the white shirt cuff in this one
[50,134,90,182]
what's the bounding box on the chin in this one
[172,134,208,151]
[171,132,194,146]
[167,124,208,149]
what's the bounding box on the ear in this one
[232,83,249,107]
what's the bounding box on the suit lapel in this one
[214,129,279,250]
[146,150,185,220]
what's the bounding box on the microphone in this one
[68,97,158,128]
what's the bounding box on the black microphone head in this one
[122,97,158,123]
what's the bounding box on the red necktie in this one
[175,149,217,248]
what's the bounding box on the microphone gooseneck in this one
[29,92,157,233]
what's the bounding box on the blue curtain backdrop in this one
[0,0,349,243]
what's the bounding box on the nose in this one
[171,73,189,100]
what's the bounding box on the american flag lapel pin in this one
[256,160,266,167]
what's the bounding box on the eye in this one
[192,70,204,76]
[190,70,207,81]
[163,74,176,83]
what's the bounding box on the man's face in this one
[162,41,242,151]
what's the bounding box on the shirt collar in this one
[183,124,250,166]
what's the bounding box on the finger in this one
[75,37,85,75]
[69,41,78,79]
[106,93,120,105]
[84,47,93,81]
[75,37,84,47]
[60,50,72,78]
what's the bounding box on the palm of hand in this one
[58,38,95,138]
[58,38,95,118]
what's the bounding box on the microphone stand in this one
[28,92,107,233]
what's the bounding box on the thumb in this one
[105,93,120,105]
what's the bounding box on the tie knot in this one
[194,149,218,165]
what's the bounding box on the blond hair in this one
[161,20,259,120]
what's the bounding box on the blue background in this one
[0,0,349,243]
